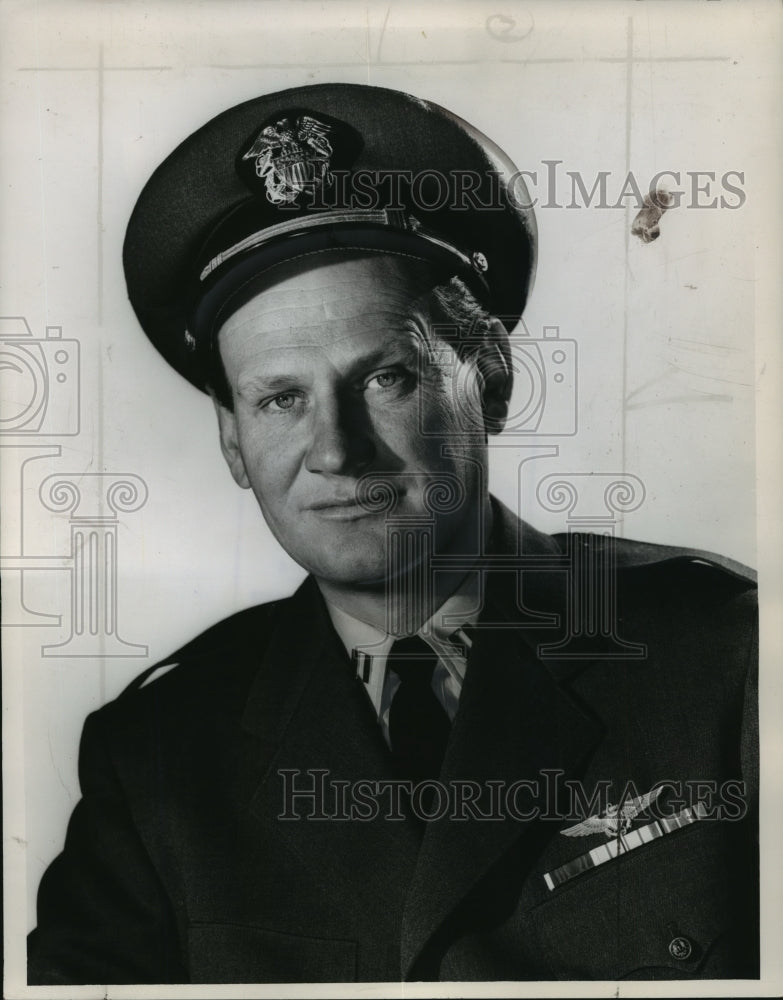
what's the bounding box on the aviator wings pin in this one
[544,790,706,891]
[561,786,664,838]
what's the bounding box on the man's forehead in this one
[221,310,428,373]
[217,253,441,349]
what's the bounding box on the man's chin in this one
[289,540,388,589]
[304,556,390,589]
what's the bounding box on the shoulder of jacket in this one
[116,598,286,699]
[551,532,757,586]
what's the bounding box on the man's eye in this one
[368,370,402,390]
[263,392,298,411]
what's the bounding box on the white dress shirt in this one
[326,575,480,747]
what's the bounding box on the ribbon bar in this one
[543,801,708,891]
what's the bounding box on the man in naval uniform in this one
[28,84,758,984]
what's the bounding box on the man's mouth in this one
[306,497,378,520]
[306,480,409,520]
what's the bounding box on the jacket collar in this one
[239,500,601,976]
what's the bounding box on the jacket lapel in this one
[400,503,603,976]
[240,577,422,929]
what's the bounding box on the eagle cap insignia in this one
[561,786,663,838]
[242,115,333,205]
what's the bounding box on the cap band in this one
[200,209,401,280]
[198,208,488,286]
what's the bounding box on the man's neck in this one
[315,496,493,633]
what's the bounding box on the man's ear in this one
[479,317,513,435]
[212,396,251,489]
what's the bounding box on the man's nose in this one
[304,395,375,475]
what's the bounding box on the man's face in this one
[214,254,496,588]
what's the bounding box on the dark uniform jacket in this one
[28,500,758,984]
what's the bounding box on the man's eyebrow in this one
[236,343,425,398]
[344,342,422,376]
[236,373,301,399]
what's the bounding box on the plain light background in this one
[1,1,780,995]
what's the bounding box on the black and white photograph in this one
[2,1,781,995]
